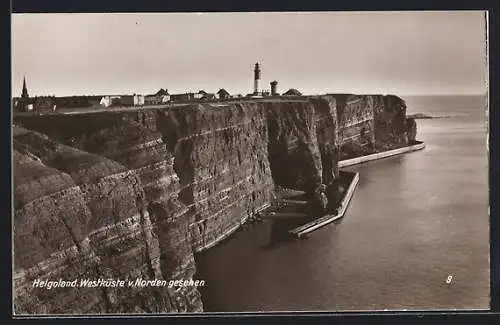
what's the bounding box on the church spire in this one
[21,76,29,99]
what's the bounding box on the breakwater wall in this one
[338,141,426,168]
[13,94,417,314]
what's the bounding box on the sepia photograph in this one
[11,11,489,314]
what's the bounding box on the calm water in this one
[195,95,490,312]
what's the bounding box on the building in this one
[34,96,56,112]
[134,94,145,106]
[21,77,29,100]
[160,93,171,103]
[253,62,261,95]
[99,95,134,107]
[53,95,101,109]
[194,90,207,100]
[144,94,170,105]
[283,88,302,96]
[217,88,231,100]
[154,89,170,103]
[202,93,216,100]
[270,81,278,96]
[13,77,61,113]
[15,77,32,112]
[120,95,134,106]
[192,90,215,101]
[144,96,155,105]
[144,91,170,105]
[100,95,121,107]
[144,95,158,105]
[155,88,168,97]
[100,96,110,107]
[170,93,194,102]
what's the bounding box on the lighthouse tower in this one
[253,62,261,95]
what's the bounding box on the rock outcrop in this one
[13,95,416,314]
[309,96,339,185]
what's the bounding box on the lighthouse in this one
[253,62,261,95]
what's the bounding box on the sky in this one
[11,11,488,97]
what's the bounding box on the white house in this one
[100,95,121,108]
[194,90,207,100]
[160,94,170,103]
[100,96,110,107]
[134,94,145,106]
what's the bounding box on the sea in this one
[194,94,490,312]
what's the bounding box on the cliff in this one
[13,95,416,314]
[318,94,417,159]
[13,125,199,313]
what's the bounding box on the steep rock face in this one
[139,102,275,252]
[373,95,409,149]
[320,94,415,158]
[406,117,417,143]
[65,117,201,310]
[13,149,105,314]
[46,115,201,311]
[309,96,340,184]
[128,100,336,240]
[13,126,187,313]
[264,101,324,192]
[332,94,375,152]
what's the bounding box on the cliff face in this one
[125,100,332,250]
[373,95,410,148]
[13,126,187,314]
[13,95,416,314]
[309,96,340,184]
[264,101,323,192]
[13,102,279,314]
[127,102,275,252]
[58,117,201,311]
[318,94,414,158]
